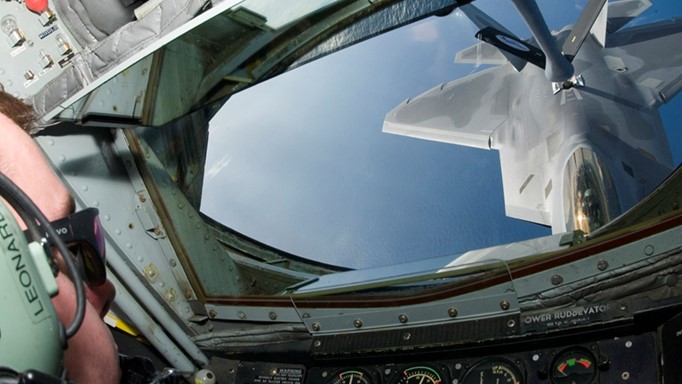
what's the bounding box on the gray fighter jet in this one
[5,1,682,383]
[383,0,682,234]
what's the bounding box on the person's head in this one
[0,92,121,383]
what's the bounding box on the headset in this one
[0,171,85,384]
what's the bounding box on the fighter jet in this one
[383,0,682,234]
[3,1,682,383]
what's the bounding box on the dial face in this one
[393,366,442,384]
[461,358,523,384]
[328,370,371,384]
[551,349,597,384]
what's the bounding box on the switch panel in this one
[0,0,81,101]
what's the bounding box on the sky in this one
[200,1,682,269]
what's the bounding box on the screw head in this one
[500,300,511,310]
[448,308,458,317]
[551,274,564,285]
[311,323,321,332]
[398,314,408,323]
[353,319,363,328]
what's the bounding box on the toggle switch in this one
[39,51,54,68]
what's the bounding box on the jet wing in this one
[383,63,555,227]
[383,64,513,150]
[606,17,682,108]
[496,136,554,227]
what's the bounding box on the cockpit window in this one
[123,0,682,298]
[200,2,555,269]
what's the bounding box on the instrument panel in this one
[228,330,660,384]
[305,335,644,384]
[306,333,656,384]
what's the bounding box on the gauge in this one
[328,370,371,384]
[461,358,523,384]
[551,348,597,384]
[393,366,442,384]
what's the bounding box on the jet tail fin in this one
[459,4,529,71]
[564,0,654,58]
[606,0,652,33]
[475,27,546,69]
[455,41,509,67]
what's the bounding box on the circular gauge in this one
[551,348,597,384]
[327,370,371,384]
[461,358,523,384]
[393,366,442,384]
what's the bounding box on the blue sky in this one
[201,1,682,269]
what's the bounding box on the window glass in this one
[200,1,682,270]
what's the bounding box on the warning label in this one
[235,363,305,384]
